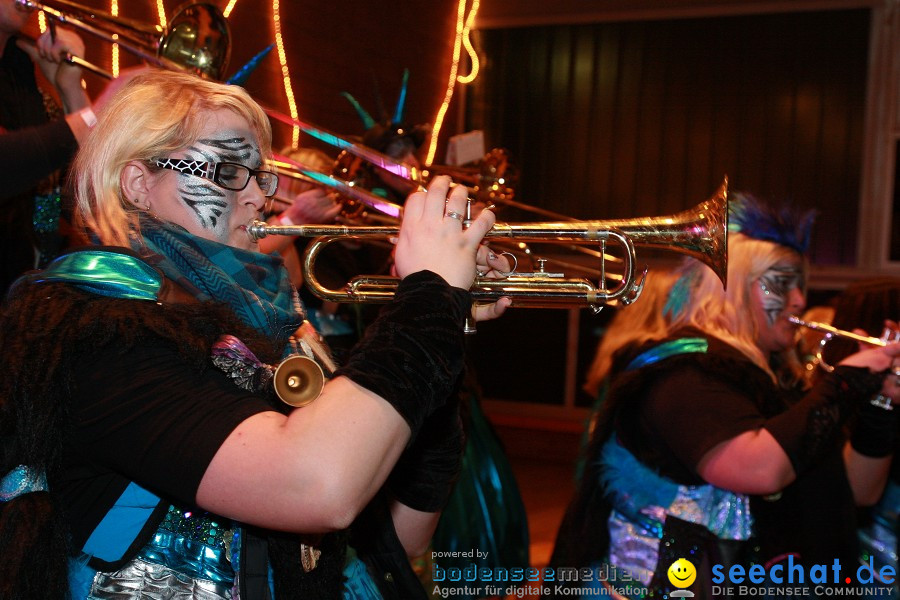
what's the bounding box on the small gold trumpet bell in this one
[273,355,325,407]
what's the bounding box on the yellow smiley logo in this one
[667,558,697,588]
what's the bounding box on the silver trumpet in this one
[789,316,900,372]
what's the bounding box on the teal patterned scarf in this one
[133,214,302,350]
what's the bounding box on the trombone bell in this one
[15,0,230,79]
[159,3,230,79]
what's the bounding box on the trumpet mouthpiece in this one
[246,219,268,241]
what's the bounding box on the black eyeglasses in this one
[154,158,279,197]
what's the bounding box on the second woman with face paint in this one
[546,194,900,600]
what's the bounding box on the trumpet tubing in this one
[788,317,890,348]
[248,178,730,312]
[298,232,637,310]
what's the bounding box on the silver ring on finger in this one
[445,210,464,222]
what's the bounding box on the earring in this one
[129,198,150,211]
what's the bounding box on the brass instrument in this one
[266,111,422,186]
[424,148,518,206]
[789,316,900,372]
[15,0,230,79]
[268,153,404,220]
[248,179,729,313]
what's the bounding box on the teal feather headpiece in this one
[663,271,696,320]
[340,92,376,130]
[728,192,816,254]
[341,68,428,157]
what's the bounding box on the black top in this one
[0,36,79,294]
[619,349,856,567]
[58,340,273,549]
[621,359,770,484]
[613,332,859,566]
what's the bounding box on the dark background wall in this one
[467,10,870,267]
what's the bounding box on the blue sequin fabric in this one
[33,189,61,234]
[0,465,48,501]
[858,480,900,594]
[132,506,235,586]
[601,438,752,586]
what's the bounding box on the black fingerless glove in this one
[388,396,466,512]
[334,270,471,437]
[765,366,883,473]
[850,398,898,457]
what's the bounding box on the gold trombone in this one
[17,0,415,212]
[17,0,521,229]
[248,179,730,313]
[423,148,517,206]
[15,0,230,80]
[268,153,404,221]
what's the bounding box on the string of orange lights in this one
[44,0,481,163]
[426,0,481,166]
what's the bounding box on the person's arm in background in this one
[0,120,80,199]
[18,26,89,114]
[258,188,342,256]
[0,29,139,199]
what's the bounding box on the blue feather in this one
[68,554,96,599]
[728,192,817,253]
[664,272,695,319]
[225,44,274,86]
[598,438,677,515]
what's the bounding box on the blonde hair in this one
[72,69,272,247]
[668,232,807,383]
[583,269,678,397]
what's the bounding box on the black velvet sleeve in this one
[388,396,465,512]
[0,121,78,201]
[850,399,898,457]
[333,270,471,437]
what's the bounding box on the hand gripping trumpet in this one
[248,180,730,314]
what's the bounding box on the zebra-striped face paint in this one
[149,109,266,250]
[751,256,807,355]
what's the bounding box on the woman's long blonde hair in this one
[583,269,679,397]
[72,69,273,247]
[668,231,807,384]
